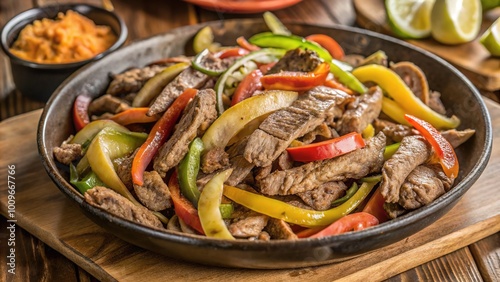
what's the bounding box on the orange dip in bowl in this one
[9,10,117,64]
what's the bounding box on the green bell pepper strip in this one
[70,163,106,194]
[70,119,129,145]
[214,48,286,114]
[219,203,234,219]
[352,64,460,129]
[331,182,358,206]
[198,169,235,239]
[192,49,225,76]
[263,11,291,35]
[329,62,367,94]
[178,137,204,207]
[360,174,382,183]
[384,142,401,160]
[223,181,378,227]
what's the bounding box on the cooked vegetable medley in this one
[53,15,475,240]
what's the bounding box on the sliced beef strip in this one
[133,171,172,212]
[258,132,386,195]
[398,163,454,210]
[84,186,163,229]
[200,147,229,174]
[264,218,298,240]
[299,122,332,144]
[384,202,407,219]
[337,86,383,135]
[228,208,269,238]
[428,90,447,115]
[226,137,256,186]
[88,94,130,115]
[441,129,475,148]
[391,61,429,104]
[244,86,354,167]
[148,67,211,116]
[267,48,322,74]
[380,135,433,203]
[106,64,166,96]
[296,181,347,211]
[53,142,82,165]
[114,151,135,190]
[154,89,217,177]
[373,119,418,143]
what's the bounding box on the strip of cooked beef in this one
[276,151,294,171]
[296,181,347,211]
[258,132,386,195]
[226,137,255,186]
[84,186,163,229]
[228,208,269,238]
[133,171,172,211]
[267,48,322,74]
[88,94,130,115]
[380,135,432,203]
[154,89,217,177]
[244,86,354,167]
[391,61,429,104]
[200,147,229,174]
[384,202,407,219]
[53,141,82,165]
[398,163,454,210]
[428,90,447,115]
[107,65,166,96]
[147,67,211,116]
[264,218,298,240]
[373,119,418,143]
[114,151,135,190]
[337,86,383,135]
[441,128,476,148]
[299,122,332,144]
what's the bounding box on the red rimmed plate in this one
[184,0,303,13]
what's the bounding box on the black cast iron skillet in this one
[38,19,492,269]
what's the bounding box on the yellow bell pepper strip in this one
[70,163,105,194]
[308,212,379,238]
[168,170,205,234]
[70,119,129,145]
[85,127,147,205]
[362,187,390,223]
[72,95,91,132]
[404,114,459,178]
[214,48,286,114]
[286,132,365,162]
[109,107,160,125]
[352,64,460,129]
[198,169,235,239]
[331,182,359,206]
[223,180,378,227]
[260,62,330,92]
[383,142,401,160]
[381,97,411,126]
[362,124,375,139]
[329,61,367,94]
[132,88,198,186]
[132,62,190,107]
[178,137,204,207]
[305,34,345,60]
[202,89,298,152]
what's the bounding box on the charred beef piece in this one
[133,171,172,211]
[88,94,130,115]
[399,164,454,210]
[296,181,347,211]
[200,147,229,174]
[85,186,163,229]
[226,137,255,186]
[337,86,383,135]
[441,128,475,148]
[53,142,82,165]
[244,86,354,167]
[373,119,418,143]
[258,132,386,195]
[267,48,322,74]
[380,135,432,203]
[229,208,269,238]
[107,65,165,96]
[264,218,298,240]
[147,67,211,116]
[154,89,217,177]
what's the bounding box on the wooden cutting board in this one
[353,0,500,92]
[0,101,499,281]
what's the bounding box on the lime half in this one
[480,17,500,56]
[386,0,435,39]
[431,0,482,44]
[193,26,214,54]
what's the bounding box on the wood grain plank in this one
[470,233,500,282]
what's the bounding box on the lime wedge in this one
[193,26,214,54]
[480,17,500,56]
[431,0,482,44]
[386,0,435,39]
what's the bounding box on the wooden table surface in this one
[0,0,498,281]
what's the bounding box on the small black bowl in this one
[0,4,128,102]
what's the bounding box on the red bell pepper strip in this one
[231,69,264,106]
[109,107,160,125]
[324,79,354,95]
[309,212,379,238]
[168,170,205,234]
[236,36,260,51]
[215,47,250,59]
[260,62,330,92]
[404,114,459,178]
[306,34,345,60]
[362,187,390,223]
[286,132,365,162]
[73,95,92,131]
[131,88,198,186]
